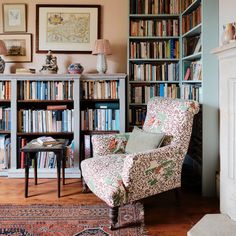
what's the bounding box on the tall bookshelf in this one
[128,0,181,128]
[0,73,126,178]
[128,0,219,196]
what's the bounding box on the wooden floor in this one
[0,178,219,236]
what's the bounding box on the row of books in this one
[130,39,179,59]
[130,19,179,37]
[182,5,201,34]
[0,81,11,100]
[183,35,201,57]
[182,84,202,102]
[18,81,74,100]
[130,84,180,103]
[18,138,74,169]
[130,62,179,81]
[18,109,74,133]
[129,107,147,126]
[184,61,202,81]
[81,109,120,131]
[0,135,11,170]
[0,107,11,131]
[181,0,196,12]
[130,0,180,14]
[81,81,119,100]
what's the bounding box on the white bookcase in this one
[0,73,126,178]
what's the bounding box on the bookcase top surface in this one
[0,73,127,81]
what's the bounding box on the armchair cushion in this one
[81,154,127,207]
[125,126,165,154]
[92,133,130,157]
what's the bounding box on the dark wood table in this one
[21,139,69,198]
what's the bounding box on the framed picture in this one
[36,4,101,54]
[2,4,27,32]
[0,34,32,62]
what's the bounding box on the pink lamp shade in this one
[0,40,7,56]
[92,39,112,55]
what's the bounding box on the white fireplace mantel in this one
[188,42,236,236]
[212,42,236,220]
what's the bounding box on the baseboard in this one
[7,168,81,178]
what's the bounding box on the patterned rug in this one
[0,203,147,236]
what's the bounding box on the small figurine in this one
[40,50,58,74]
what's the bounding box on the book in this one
[36,136,62,146]
[184,68,191,81]
[47,105,67,110]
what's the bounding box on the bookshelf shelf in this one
[182,52,202,61]
[129,36,180,40]
[129,14,179,18]
[81,99,119,103]
[129,58,179,62]
[129,81,179,84]
[17,132,74,136]
[0,131,11,134]
[0,100,10,103]
[182,0,201,16]
[81,130,119,135]
[17,100,74,103]
[182,80,202,84]
[182,23,202,38]
[129,103,147,106]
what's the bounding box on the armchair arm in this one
[122,144,185,202]
[92,133,130,157]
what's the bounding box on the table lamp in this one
[0,40,7,74]
[92,39,112,74]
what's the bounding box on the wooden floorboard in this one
[0,178,219,236]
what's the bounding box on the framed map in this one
[36,5,101,53]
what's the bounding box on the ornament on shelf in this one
[221,23,236,45]
[40,50,58,74]
[68,63,84,74]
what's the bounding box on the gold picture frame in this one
[36,4,101,53]
[3,4,27,32]
[0,34,32,63]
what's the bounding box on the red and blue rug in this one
[0,203,147,235]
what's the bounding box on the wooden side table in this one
[21,139,69,198]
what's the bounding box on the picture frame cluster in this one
[1,3,32,62]
[1,3,101,63]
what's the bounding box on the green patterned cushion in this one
[125,126,165,154]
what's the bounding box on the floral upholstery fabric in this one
[81,97,199,207]
[92,133,130,157]
[81,154,127,207]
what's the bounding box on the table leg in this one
[33,154,37,185]
[57,153,61,198]
[25,153,29,198]
[62,150,65,185]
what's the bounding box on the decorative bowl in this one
[68,63,84,74]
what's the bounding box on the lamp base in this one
[96,54,107,74]
[0,56,5,73]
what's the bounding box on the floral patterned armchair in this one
[81,97,199,229]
